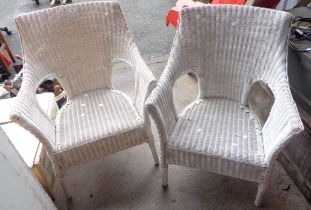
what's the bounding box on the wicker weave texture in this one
[146,5,303,206]
[10,1,158,175]
[55,89,146,168]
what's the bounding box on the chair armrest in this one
[124,43,157,120]
[262,79,304,165]
[146,64,179,147]
[146,35,194,151]
[10,69,56,152]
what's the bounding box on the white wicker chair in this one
[10,1,159,200]
[146,5,303,206]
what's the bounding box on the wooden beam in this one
[0,31,15,63]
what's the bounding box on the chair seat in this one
[55,89,147,168]
[168,98,267,180]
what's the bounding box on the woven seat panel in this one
[55,89,146,168]
[168,98,266,180]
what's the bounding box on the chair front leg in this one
[57,171,71,201]
[53,164,73,210]
[52,158,71,201]
[162,163,168,188]
[148,140,160,166]
[146,125,160,166]
[254,166,273,207]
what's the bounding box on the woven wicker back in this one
[175,5,292,103]
[16,1,131,99]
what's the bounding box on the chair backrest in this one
[16,1,131,99]
[173,5,292,103]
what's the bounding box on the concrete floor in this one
[1,0,310,209]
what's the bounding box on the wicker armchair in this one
[10,1,159,200]
[146,5,303,206]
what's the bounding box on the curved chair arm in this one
[10,68,56,152]
[262,70,304,165]
[145,62,181,150]
[145,34,195,148]
[124,43,157,120]
[145,86,174,152]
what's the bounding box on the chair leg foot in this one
[255,184,264,207]
[57,174,72,209]
[162,164,168,188]
[255,164,274,207]
[66,196,73,210]
[254,179,269,207]
[59,178,70,200]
